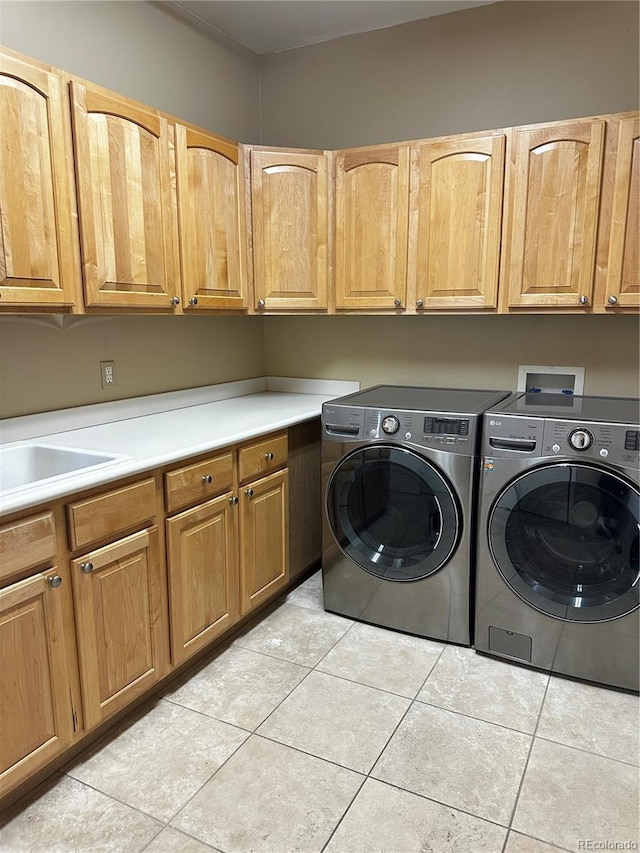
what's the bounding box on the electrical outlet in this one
[100,360,116,389]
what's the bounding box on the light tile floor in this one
[1,570,638,853]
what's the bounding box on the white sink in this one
[0,443,129,493]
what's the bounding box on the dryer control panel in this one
[482,413,640,468]
[543,420,640,467]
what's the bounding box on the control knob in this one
[381,415,400,435]
[568,428,594,451]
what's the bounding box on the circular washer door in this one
[326,444,461,581]
[489,463,640,622]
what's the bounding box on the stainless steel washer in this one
[322,385,510,645]
[475,393,640,692]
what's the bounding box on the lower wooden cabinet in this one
[70,527,164,730]
[0,420,317,805]
[240,468,289,614]
[166,492,239,666]
[0,570,74,798]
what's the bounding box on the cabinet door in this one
[71,528,163,729]
[502,119,605,309]
[240,469,288,615]
[411,133,505,310]
[335,145,410,310]
[0,570,73,798]
[176,125,247,310]
[251,149,328,310]
[70,81,179,309]
[603,116,639,309]
[0,51,78,308]
[166,493,239,666]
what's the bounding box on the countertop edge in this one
[0,379,359,517]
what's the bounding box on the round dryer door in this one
[326,445,460,581]
[489,463,640,622]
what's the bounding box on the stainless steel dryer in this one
[475,393,640,692]
[322,385,511,645]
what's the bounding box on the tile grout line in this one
[534,732,640,768]
[500,673,552,853]
[321,643,449,851]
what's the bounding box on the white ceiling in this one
[170,0,499,55]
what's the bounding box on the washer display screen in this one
[489,463,640,622]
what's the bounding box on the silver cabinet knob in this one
[189,297,199,306]
[608,295,618,305]
[579,295,589,305]
[81,562,94,574]
[48,575,63,588]
[170,296,180,306]
[264,452,274,461]
[257,299,266,309]
[229,495,239,505]
[202,474,213,484]
[394,298,402,308]
[245,488,254,497]
[416,299,424,309]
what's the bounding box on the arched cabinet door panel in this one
[250,148,328,311]
[411,132,506,310]
[602,115,639,310]
[70,81,179,310]
[176,125,247,310]
[0,51,79,308]
[502,118,605,310]
[335,144,410,310]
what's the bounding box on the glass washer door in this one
[326,445,460,581]
[489,463,640,622]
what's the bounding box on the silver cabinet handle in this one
[394,298,402,308]
[416,299,424,309]
[189,297,199,306]
[81,562,94,574]
[202,474,213,484]
[170,296,180,306]
[608,295,618,305]
[48,575,63,588]
[264,452,274,461]
[229,495,239,505]
[579,295,589,305]
[245,488,254,497]
[257,299,266,309]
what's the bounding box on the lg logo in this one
[489,419,502,426]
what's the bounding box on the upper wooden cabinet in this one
[249,148,329,311]
[70,80,180,310]
[597,115,639,310]
[176,125,247,310]
[335,144,411,310]
[410,132,506,311]
[500,118,605,310]
[0,51,79,308]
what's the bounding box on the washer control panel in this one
[322,403,478,455]
[363,410,477,455]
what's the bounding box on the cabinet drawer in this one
[165,452,234,513]
[0,512,56,582]
[238,433,288,483]
[67,478,156,551]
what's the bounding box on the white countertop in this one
[0,377,358,515]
